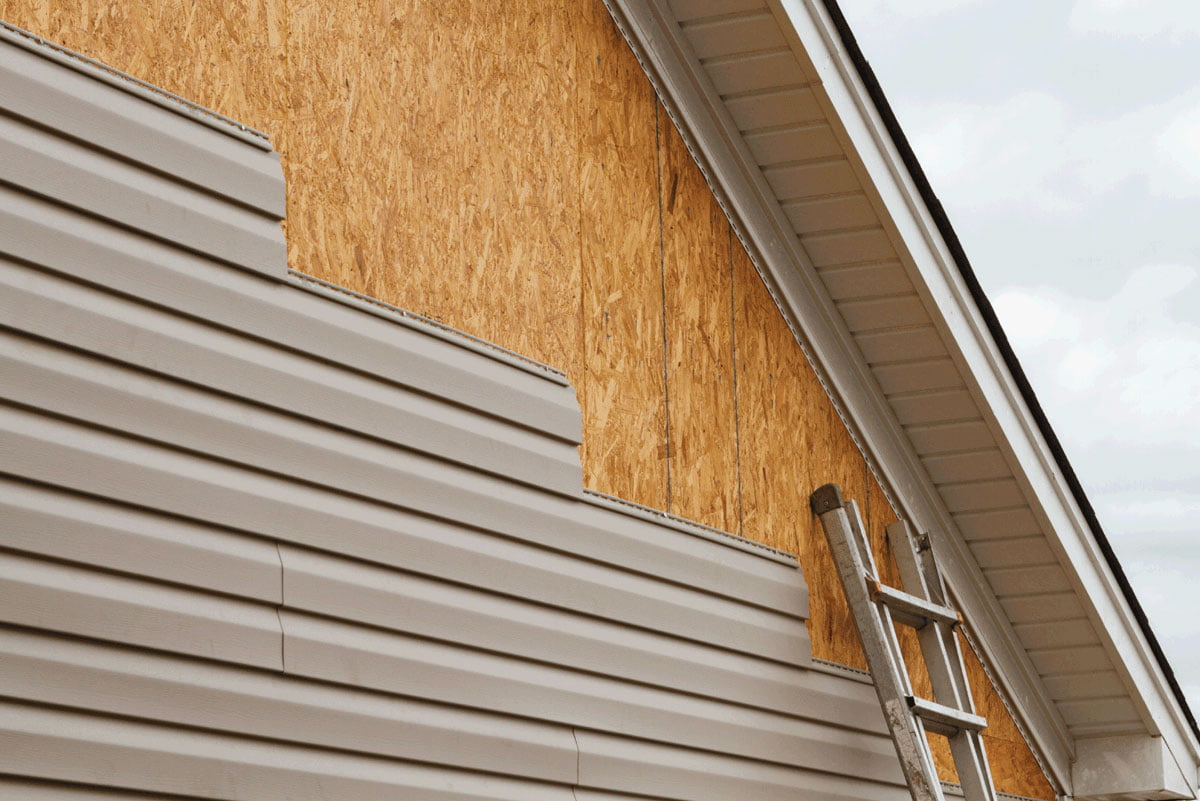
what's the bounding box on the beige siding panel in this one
[953,507,1044,540]
[0,114,284,277]
[724,86,823,130]
[1000,593,1087,624]
[0,477,281,604]
[281,611,896,776]
[277,544,810,707]
[802,228,895,267]
[0,700,569,801]
[970,536,1058,570]
[1042,671,1128,701]
[782,191,877,232]
[0,628,578,783]
[0,778,195,801]
[668,0,769,24]
[872,358,962,395]
[819,261,914,300]
[702,49,805,96]
[922,449,1010,485]
[0,410,802,662]
[938,478,1027,513]
[1027,645,1114,679]
[0,551,281,670]
[0,38,284,215]
[905,420,994,455]
[890,389,980,426]
[746,123,842,166]
[984,565,1075,598]
[1011,619,1100,651]
[762,159,859,201]
[837,295,926,332]
[680,12,785,60]
[1055,697,1143,730]
[576,729,906,801]
[854,326,947,363]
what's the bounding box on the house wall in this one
[1,2,1051,796]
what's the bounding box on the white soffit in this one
[602,0,1200,794]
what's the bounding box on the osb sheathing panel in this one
[0,2,1051,795]
[658,102,739,532]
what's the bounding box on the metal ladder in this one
[810,483,997,801]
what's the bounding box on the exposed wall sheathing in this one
[1,1,1051,795]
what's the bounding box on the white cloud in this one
[1070,0,1200,42]
[905,86,1200,216]
[1154,100,1200,198]
[841,0,991,21]
[992,264,1200,451]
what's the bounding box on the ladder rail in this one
[811,485,945,801]
[812,484,999,801]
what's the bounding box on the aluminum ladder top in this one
[810,483,997,801]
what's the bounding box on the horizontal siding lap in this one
[0,187,580,442]
[922,449,1009,485]
[680,13,785,60]
[889,389,979,427]
[763,159,859,201]
[280,611,893,774]
[801,228,894,266]
[0,477,281,603]
[279,544,810,707]
[668,0,768,24]
[0,628,578,783]
[724,86,822,130]
[702,49,805,96]
[905,420,993,456]
[817,261,913,300]
[575,730,906,801]
[871,358,961,395]
[0,407,803,663]
[782,191,878,232]
[0,38,285,216]
[0,700,571,801]
[854,326,947,363]
[837,295,926,332]
[0,256,581,493]
[0,551,281,669]
[0,115,284,277]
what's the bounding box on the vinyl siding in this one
[0,26,917,801]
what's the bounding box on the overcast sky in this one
[834,0,1200,716]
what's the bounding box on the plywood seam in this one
[727,227,746,536]
[653,100,675,511]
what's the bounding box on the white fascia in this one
[775,0,1200,790]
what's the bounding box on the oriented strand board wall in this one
[2,1,1050,796]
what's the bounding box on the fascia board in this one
[603,0,1074,789]
[774,0,1200,779]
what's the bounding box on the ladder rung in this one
[867,577,959,629]
[907,696,987,737]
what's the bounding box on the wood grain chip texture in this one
[0,1,1053,795]
[658,101,739,531]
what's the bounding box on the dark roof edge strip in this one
[815,0,1198,738]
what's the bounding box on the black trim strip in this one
[816,0,1198,738]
